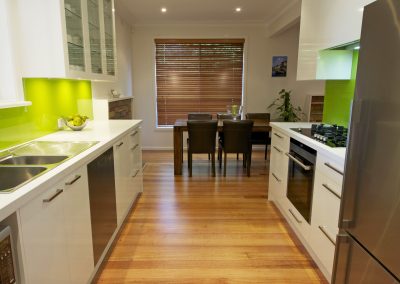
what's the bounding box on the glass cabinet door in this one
[103,0,115,76]
[87,0,102,74]
[64,0,86,72]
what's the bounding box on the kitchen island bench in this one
[0,120,143,284]
[268,122,346,283]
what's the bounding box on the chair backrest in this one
[217,113,234,120]
[187,120,218,153]
[245,113,270,122]
[222,120,254,153]
[188,113,213,120]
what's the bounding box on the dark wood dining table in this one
[173,119,271,175]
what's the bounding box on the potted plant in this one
[268,89,303,122]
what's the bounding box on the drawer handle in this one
[273,146,282,153]
[324,162,344,176]
[130,131,138,137]
[116,142,124,148]
[272,173,281,182]
[131,144,139,151]
[286,153,312,171]
[288,209,302,224]
[274,133,283,139]
[318,226,336,245]
[65,175,81,186]
[322,183,341,199]
[43,189,63,203]
[132,169,140,178]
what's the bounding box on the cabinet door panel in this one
[64,167,94,284]
[19,185,69,284]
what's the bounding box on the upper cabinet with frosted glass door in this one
[15,0,116,80]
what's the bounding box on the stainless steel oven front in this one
[286,138,316,224]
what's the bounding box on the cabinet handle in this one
[43,189,63,203]
[65,175,81,186]
[322,183,341,199]
[274,133,283,139]
[288,209,302,224]
[273,146,282,153]
[272,173,281,182]
[130,131,138,137]
[318,226,336,245]
[324,162,344,175]
[116,142,124,148]
[130,144,139,151]
[132,169,140,178]
[286,153,312,171]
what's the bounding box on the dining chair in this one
[187,120,218,177]
[218,120,254,177]
[186,113,213,161]
[216,113,241,160]
[245,113,271,160]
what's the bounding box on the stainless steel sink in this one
[0,141,99,192]
[0,166,48,192]
[12,141,98,156]
[0,155,69,165]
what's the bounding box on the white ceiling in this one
[115,0,297,26]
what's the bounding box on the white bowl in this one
[65,120,88,131]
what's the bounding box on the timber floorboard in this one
[95,150,327,284]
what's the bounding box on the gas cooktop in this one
[290,124,348,148]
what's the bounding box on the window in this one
[155,39,245,126]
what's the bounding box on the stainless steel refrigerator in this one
[332,0,400,283]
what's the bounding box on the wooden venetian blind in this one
[155,39,245,126]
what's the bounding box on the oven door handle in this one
[286,152,312,171]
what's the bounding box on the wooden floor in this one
[95,150,327,283]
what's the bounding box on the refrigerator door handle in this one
[332,233,351,284]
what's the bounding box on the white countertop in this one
[270,122,347,163]
[0,120,142,221]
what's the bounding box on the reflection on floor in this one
[95,150,327,283]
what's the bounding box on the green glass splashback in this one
[323,51,359,126]
[0,78,93,150]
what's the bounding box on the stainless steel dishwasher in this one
[87,147,117,265]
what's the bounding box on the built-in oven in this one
[286,138,316,224]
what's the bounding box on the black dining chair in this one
[187,120,218,177]
[245,113,271,160]
[186,113,213,160]
[218,120,254,177]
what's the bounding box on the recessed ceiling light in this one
[235,7,242,12]
[161,7,167,13]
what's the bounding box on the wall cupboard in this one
[297,0,375,80]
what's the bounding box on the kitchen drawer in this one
[271,129,290,152]
[281,197,311,241]
[310,171,341,276]
[269,169,285,201]
[128,128,140,147]
[316,153,344,186]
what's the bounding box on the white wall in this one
[91,13,134,119]
[132,23,325,149]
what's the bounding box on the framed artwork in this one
[272,56,288,77]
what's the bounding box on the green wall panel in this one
[323,51,359,126]
[0,79,93,151]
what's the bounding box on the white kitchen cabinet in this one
[268,129,289,205]
[14,0,116,80]
[114,127,142,225]
[19,166,94,284]
[0,0,30,107]
[309,153,343,279]
[19,183,69,284]
[297,0,375,80]
[63,168,94,284]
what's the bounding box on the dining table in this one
[173,119,271,175]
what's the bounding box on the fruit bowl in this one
[63,116,89,131]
